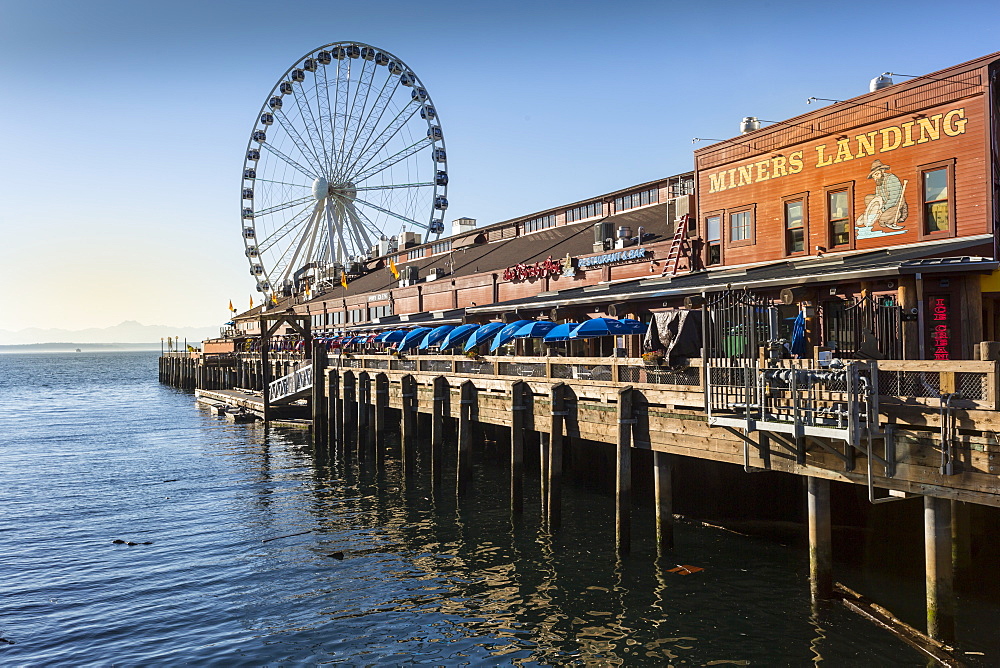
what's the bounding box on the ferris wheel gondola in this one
[240,42,448,298]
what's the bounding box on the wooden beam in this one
[617,385,634,556]
[510,380,526,515]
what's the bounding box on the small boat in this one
[75,348,81,353]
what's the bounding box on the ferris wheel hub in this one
[312,176,330,201]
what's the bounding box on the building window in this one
[566,201,603,222]
[614,188,659,213]
[784,198,805,254]
[523,214,556,233]
[728,206,754,247]
[369,304,392,319]
[431,240,452,254]
[827,186,852,248]
[920,162,954,237]
[705,214,722,266]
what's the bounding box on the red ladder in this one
[661,216,689,276]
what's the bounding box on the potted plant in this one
[465,349,481,360]
[641,350,665,366]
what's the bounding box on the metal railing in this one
[268,362,313,403]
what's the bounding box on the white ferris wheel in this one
[240,42,448,298]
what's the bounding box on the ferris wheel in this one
[240,42,448,297]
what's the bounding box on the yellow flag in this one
[341,271,349,289]
[389,256,400,279]
[228,299,234,312]
[250,295,254,309]
[271,293,278,305]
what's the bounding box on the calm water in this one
[0,351,953,664]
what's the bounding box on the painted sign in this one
[929,296,950,360]
[855,159,908,240]
[577,247,649,269]
[503,255,563,282]
[367,293,390,302]
[705,107,968,194]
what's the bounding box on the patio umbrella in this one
[569,317,631,339]
[543,322,579,342]
[618,318,649,334]
[418,325,456,350]
[789,311,807,357]
[439,323,479,350]
[463,322,506,352]
[512,320,558,338]
[399,327,433,351]
[377,329,409,344]
[489,319,534,352]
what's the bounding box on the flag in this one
[271,293,278,305]
[250,296,254,309]
[341,271,348,289]
[228,299,234,312]
[389,256,400,279]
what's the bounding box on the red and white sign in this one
[503,255,563,282]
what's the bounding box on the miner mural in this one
[856,159,908,239]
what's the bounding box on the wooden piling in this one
[431,376,449,485]
[654,451,674,552]
[924,495,956,642]
[457,380,475,497]
[374,372,389,463]
[807,476,832,600]
[328,369,340,450]
[312,347,328,449]
[616,386,634,556]
[401,375,417,476]
[510,380,526,515]
[342,370,356,454]
[357,371,370,455]
[547,383,565,531]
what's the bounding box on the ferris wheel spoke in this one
[351,137,433,185]
[254,178,312,188]
[350,201,397,243]
[270,202,323,285]
[290,82,330,177]
[334,73,401,181]
[325,203,347,265]
[271,110,325,174]
[254,194,315,218]
[351,194,427,231]
[353,181,434,192]
[344,98,422,179]
[339,59,376,178]
[315,63,336,175]
[258,141,319,180]
[257,202,316,254]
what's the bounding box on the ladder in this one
[661,215,689,276]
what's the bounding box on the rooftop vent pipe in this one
[740,116,761,134]
[869,72,893,92]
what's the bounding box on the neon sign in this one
[930,296,950,360]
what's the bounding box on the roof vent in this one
[740,117,761,134]
[869,72,893,92]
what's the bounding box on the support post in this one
[807,476,833,600]
[342,371,356,455]
[616,386,634,556]
[925,495,956,643]
[654,451,674,553]
[548,383,565,531]
[510,381,525,515]
[261,322,271,424]
[328,369,340,450]
[431,376,449,485]
[401,375,417,476]
[374,373,389,464]
[357,371,370,455]
[312,347,328,449]
[457,380,475,497]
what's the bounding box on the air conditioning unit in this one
[667,196,691,231]
[399,265,420,287]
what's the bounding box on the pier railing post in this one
[548,383,565,531]
[432,376,449,485]
[807,476,832,600]
[510,381,526,515]
[312,347,328,449]
[925,494,956,643]
[654,451,674,553]
[457,380,475,497]
[401,375,417,476]
[616,386,634,556]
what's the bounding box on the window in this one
[614,188,659,213]
[523,214,556,233]
[784,198,805,254]
[431,240,452,254]
[566,201,603,222]
[921,162,954,237]
[369,304,392,319]
[728,206,754,247]
[705,214,722,266]
[827,186,852,248]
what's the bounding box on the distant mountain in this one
[0,320,220,345]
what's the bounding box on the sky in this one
[1,0,998,337]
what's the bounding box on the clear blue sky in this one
[2,0,997,335]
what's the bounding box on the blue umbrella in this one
[789,311,807,357]
[512,320,558,338]
[543,322,579,342]
[418,325,456,350]
[378,329,409,343]
[570,317,631,338]
[489,319,534,352]
[463,322,506,352]
[440,323,480,350]
[618,318,649,334]
[399,327,433,351]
